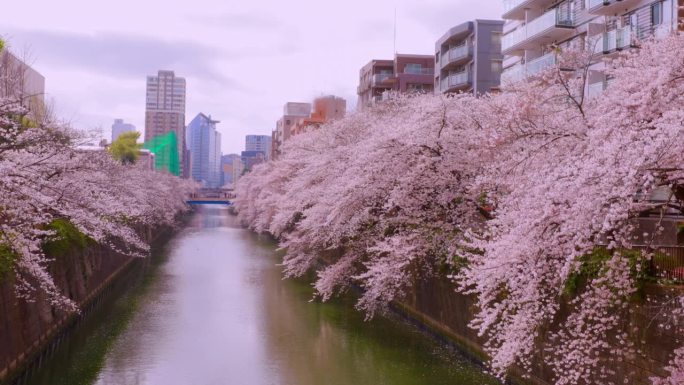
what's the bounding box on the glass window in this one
[405,63,424,74]
[652,1,663,26]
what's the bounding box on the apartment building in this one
[357,54,434,109]
[435,20,505,95]
[144,70,186,177]
[271,102,312,160]
[245,135,272,161]
[500,0,683,91]
[290,95,346,136]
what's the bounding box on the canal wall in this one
[0,225,174,384]
[395,275,684,385]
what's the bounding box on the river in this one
[24,206,497,385]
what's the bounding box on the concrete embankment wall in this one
[395,275,684,385]
[0,226,171,383]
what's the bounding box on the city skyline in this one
[0,0,502,154]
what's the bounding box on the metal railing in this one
[588,0,609,7]
[526,53,557,76]
[372,73,393,86]
[403,67,434,75]
[502,6,574,51]
[448,45,472,62]
[632,246,684,282]
[503,0,528,14]
[501,52,556,84]
[592,27,635,54]
[501,64,525,83]
[441,71,471,91]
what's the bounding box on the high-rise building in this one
[144,70,186,176]
[186,113,222,188]
[435,20,504,95]
[272,102,312,160]
[500,0,684,96]
[111,119,136,142]
[245,135,272,160]
[357,54,435,110]
[0,49,46,120]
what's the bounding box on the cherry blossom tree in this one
[235,35,684,384]
[0,50,194,310]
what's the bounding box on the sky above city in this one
[1,0,502,154]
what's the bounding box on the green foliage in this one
[109,131,141,164]
[0,38,4,52]
[0,243,18,280]
[563,248,647,298]
[43,219,89,257]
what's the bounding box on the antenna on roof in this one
[393,7,397,55]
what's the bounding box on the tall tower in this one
[186,113,222,188]
[144,70,186,176]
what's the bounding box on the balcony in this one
[591,27,636,55]
[441,44,473,70]
[501,52,557,84]
[440,71,471,92]
[502,0,557,20]
[402,67,434,75]
[588,0,642,16]
[372,73,393,87]
[502,6,575,54]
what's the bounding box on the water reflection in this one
[32,206,497,385]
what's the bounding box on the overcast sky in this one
[1,0,502,154]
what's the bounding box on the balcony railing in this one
[403,67,434,75]
[502,6,574,53]
[372,73,393,86]
[501,52,557,84]
[592,27,636,54]
[588,0,642,16]
[441,71,471,91]
[501,63,525,84]
[503,0,527,14]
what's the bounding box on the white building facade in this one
[501,0,683,93]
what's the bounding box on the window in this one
[407,83,426,92]
[652,1,663,26]
[405,63,424,74]
[491,60,503,75]
[491,32,502,47]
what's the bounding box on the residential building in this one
[500,0,683,94]
[186,113,222,188]
[272,102,312,160]
[220,154,241,187]
[291,95,347,136]
[111,119,136,142]
[0,49,46,119]
[245,135,272,161]
[435,20,505,95]
[231,156,245,188]
[241,150,266,172]
[357,54,435,109]
[144,70,186,176]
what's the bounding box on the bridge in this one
[186,188,234,205]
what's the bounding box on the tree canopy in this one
[235,36,684,385]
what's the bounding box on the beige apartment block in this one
[144,70,187,176]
